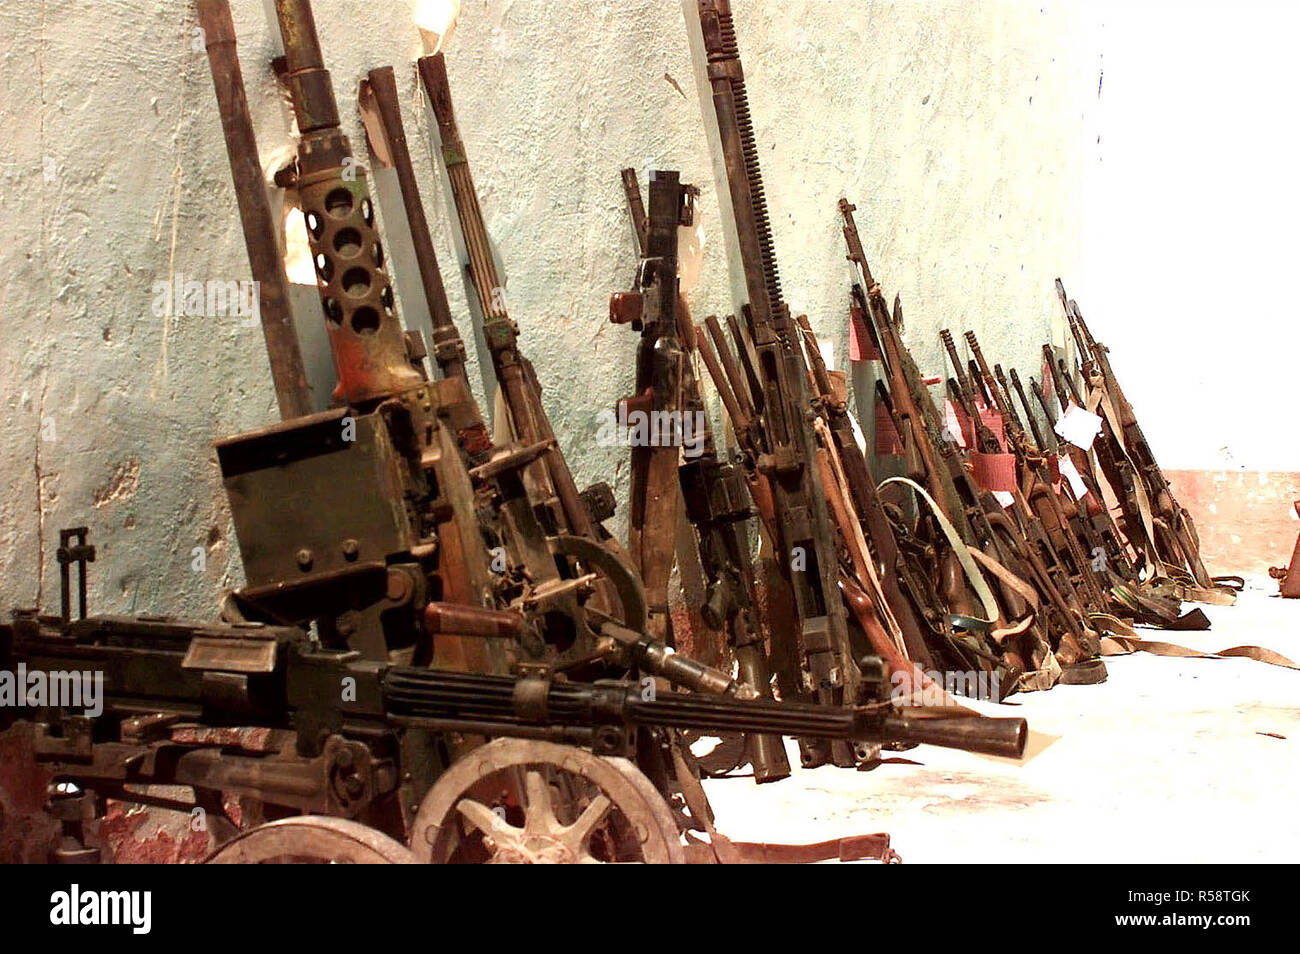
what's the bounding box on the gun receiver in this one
[618,169,790,781]
[613,170,693,644]
[385,668,1027,760]
[697,0,859,766]
[1008,368,1050,454]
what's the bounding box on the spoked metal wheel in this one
[410,738,683,864]
[204,816,414,864]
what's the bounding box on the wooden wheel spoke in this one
[455,798,519,845]
[412,739,684,864]
[561,794,612,853]
[521,770,557,835]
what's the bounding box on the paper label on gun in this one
[993,490,1015,508]
[942,399,968,448]
[1054,403,1103,451]
[1057,452,1089,499]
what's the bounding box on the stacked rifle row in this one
[607,2,1237,781]
[215,0,1233,787]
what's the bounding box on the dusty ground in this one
[702,582,1300,863]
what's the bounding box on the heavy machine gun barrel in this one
[3,612,1027,772]
[383,668,1028,760]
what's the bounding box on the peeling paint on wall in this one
[92,458,141,507]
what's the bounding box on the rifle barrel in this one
[361,66,468,386]
[198,0,311,420]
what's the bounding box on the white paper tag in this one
[993,490,1015,509]
[1054,403,1103,451]
[815,339,836,373]
[1058,453,1089,499]
[848,408,868,455]
[942,400,967,448]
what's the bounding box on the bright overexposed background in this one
[1077,0,1300,472]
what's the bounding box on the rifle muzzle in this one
[878,712,1027,760]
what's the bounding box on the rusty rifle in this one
[618,168,790,781]
[1057,282,1219,592]
[695,0,860,766]
[197,0,312,420]
[418,52,609,542]
[841,210,1030,678]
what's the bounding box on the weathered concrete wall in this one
[0,0,1094,619]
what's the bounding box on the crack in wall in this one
[33,0,49,610]
[150,19,192,402]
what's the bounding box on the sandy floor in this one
[701,582,1300,863]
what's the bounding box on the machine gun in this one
[0,559,1026,864]
[0,0,1035,866]
[693,0,863,766]
[609,170,696,649]
[615,169,790,782]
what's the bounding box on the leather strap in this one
[815,419,907,656]
[670,734,901,864]
[1091,614,1299,670]
[684,832,900,864]
[967,547,1041,643]
[878,477,1001,627]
